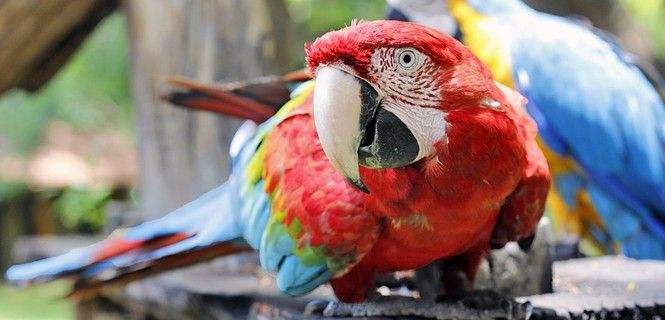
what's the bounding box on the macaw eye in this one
[396,48,420,70]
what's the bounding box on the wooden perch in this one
[67,252,665,320]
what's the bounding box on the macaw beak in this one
[313,67,374,192]
[313,66,420,193]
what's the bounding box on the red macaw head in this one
[306,20,494,192]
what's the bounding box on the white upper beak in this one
[313,66,367,191]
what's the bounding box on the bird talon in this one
[303,299,331,315]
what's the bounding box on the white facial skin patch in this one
[369,47,449,163]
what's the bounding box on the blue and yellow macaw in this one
[387,0,665,258]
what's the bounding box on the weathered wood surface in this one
[524,257,665,319]
[126,0,291,221]
[11,233,665,319]
[0,0,118,94]
[78,256,665,320]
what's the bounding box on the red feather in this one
[163,72,313,122]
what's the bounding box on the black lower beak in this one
[356,81,419,170]
[358,108,419,169]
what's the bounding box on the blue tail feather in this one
[6,244,101,284]
[6,180,242,284]
[587,183,665,259]
[124,183,231,241]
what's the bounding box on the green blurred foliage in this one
[286,0,386,68]
[0,13,131,232]
[621,0,665,60]
[0,181,27,203]
[0,282,73,320]
[0,13,132,155]
[53,187,112,232]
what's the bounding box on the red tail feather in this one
[70,242,251,299]
[92,233,192,263]
[164,76,277,123]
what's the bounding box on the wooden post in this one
[125,0,291,220]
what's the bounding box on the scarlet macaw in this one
[7,20,549,302]
[386,0,665,259]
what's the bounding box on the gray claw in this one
[303,299,331,315]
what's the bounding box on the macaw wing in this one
[566,16,665,102]
[254,82,380,296]
[109,80,372,297]
[508,15,665,255]
[5,82,329,295]
[58,84,316,294]
[510,15,665,207]
[492,84,550,248]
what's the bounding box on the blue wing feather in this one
[510,13,665,205]
[497,9,665,258]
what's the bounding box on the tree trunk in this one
[125,0,291,220]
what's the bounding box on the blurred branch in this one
[0,0,118,94]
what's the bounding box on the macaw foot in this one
[306,292,531,320]
[303,299,330,315]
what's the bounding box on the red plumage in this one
[302,20,550,301]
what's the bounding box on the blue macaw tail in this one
[587,184,665,259]
[6,182,250,288]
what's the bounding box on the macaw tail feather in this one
[164,76,278,122]
[6,183,251,292]
[4,233,182,286]
[68,241,250,300]
[163,70,312,123]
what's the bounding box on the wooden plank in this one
[522,256,665,319]
[77,256,665,319]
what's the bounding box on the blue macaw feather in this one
[461,0,665,258]
[554,172,585,209]
[509,11,665,209]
